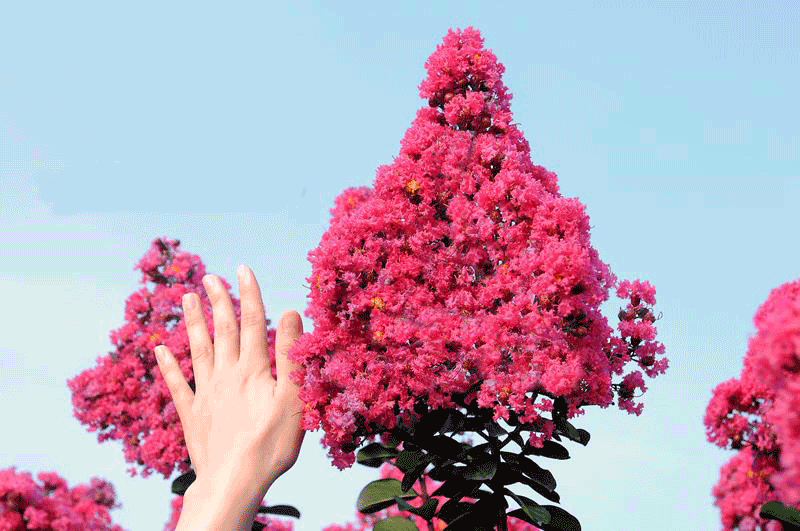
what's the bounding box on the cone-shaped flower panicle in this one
[289,26,667,470]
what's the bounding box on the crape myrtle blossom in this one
[67,237,283,480]
[322,461,539,531]
[704,278,800,530]
[289,26,668,470]
[0,467,126,531]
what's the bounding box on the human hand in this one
[154,265,306,493]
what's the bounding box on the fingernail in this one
[203,275,218,291]
[237,264,251,285]
[155,346,169,361]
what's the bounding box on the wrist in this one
[177,474,272,531]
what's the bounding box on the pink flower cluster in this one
[0,467,126,531]
[289,26,667,469]
[322,461,539,531]
[67,237,280,480]
[161,495,293,531]
[704,277,800,530]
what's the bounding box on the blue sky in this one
[2,1,799,530]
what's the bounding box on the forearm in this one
[176,475,272,531]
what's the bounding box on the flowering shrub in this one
[289,26,668,470]
[0,467,126,531]
[705,278,800,530]
[67,237,280,480]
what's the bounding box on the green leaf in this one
[485,422,507,437]
[441,410,466,433]
[555,421,590,446]
[502,465,560,503]
[441,505,480,530]
[393,496,416,512]
[256,504,301,518]
[493,462,527,486]
[459,417,490,433]
[402,461,428,492]
[422,434,466,460]
[373,516,420,531]
[521,439,571,460]
[170,470,196,496]
[760,501,800,528]
[509,431,525,448]
[459,456,497,481]
[534,505,581,531]
[430,479,481,500]
[385,431,403,448]
[357,479,418,514]
[417,408,466,437]
[550,397,590,446]
[395,449,424,472]
[443,493,506,531]
[501,451,557,491]
[466,442,491,461]
[437,500,473,524]
[503,488,551,526]
[413,498,439,521]
[508,506,552,527]
[357,442,400,468]
[428,463,457,481]
[393,496,439,521]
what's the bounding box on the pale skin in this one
[154,265,306,531]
